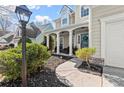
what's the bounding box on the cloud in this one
[47,5,52,7]
[28,5,41,10]
[34,15,52,24]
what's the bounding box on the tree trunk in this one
[86,57,91,69]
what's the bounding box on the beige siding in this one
[54,5,89,29]
[54,13,75,29]
[69,13,75,25]
[91,5,124,57]
[75,5,89,24]
[55,19,61,29]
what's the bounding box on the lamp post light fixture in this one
[15,5,32,87]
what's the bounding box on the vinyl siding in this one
[54,5,89,29]
[54,13,75,29]
[75,5,89,24]
[91,5,124,57]
[55,19,61,29]
[69,13,75,25]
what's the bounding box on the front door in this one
[81,33,89,48]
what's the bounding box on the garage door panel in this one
[106,20,124,68]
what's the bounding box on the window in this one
[62,18,67,25]
[61,14,69,27]
[81,6,89,17]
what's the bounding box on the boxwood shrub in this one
[0,43,51,80]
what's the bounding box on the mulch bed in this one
[78,62,103,76]
[0,56,71,87]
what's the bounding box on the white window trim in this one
[76,34,81,49]
[80,6,89,18]
[100,12,124,61]
[61,14,69,27]
[88,7,92,48]
[77,34,81,44]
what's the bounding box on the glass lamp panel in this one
[19,12,29,22]
[15,5,32,23]
[16,11,21,21]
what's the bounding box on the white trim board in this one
[88,7,92,48]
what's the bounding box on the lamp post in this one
[15,5,32,87]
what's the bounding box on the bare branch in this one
[0,15,12,32]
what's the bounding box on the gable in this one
[60,5,74,16]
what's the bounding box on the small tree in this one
[0,15,12,32]
[75,48,96,68]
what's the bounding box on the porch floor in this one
[52,53,76,58]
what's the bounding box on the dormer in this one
[60,5,74,27]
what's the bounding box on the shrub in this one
[0,48,22,80]
[0,43,51,80]
[75,48,96,68]
[18,38,32,45]
[9,43,15,48]
[26,43,51,73]
[73,47,78,54]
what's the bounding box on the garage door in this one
[106,20,124,68]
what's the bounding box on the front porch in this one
[44,22,89,55]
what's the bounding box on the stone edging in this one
[55,72,73,87]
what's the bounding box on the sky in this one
[27,5,75,24]
[0,5,75,32]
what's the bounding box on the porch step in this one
[52,53,75,60]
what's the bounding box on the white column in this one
[69,31,73,56]
[57,32,60,54]
[46,35,49,48]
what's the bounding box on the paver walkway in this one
[0,74,4,82]
[56,60,114,87]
